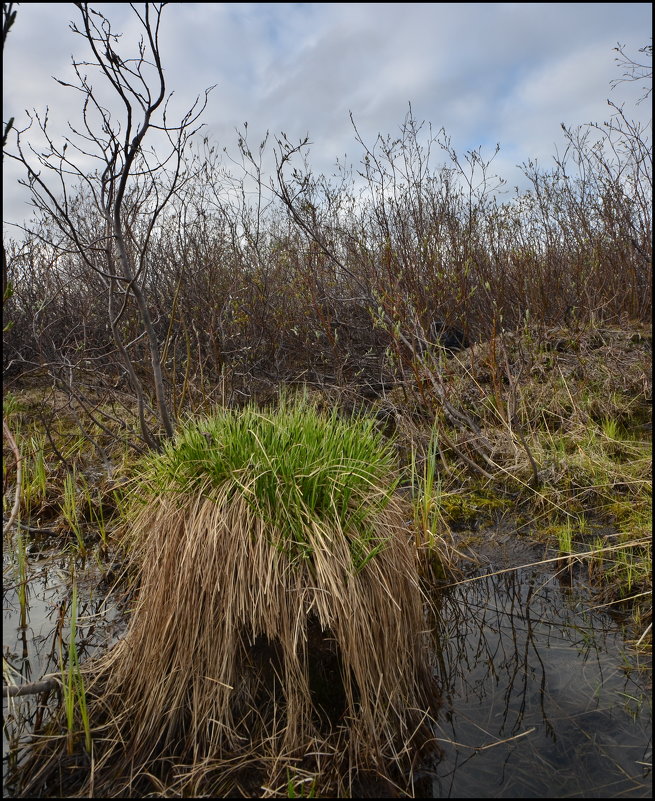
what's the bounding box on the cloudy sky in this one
[3,2,652,229]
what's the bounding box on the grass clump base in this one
[15,398,439,797]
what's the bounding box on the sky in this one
[3,2,652,230]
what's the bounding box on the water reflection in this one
[3,546,122,787]
[429,564,652,798]
[3,541,652,798]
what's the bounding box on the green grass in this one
[21,434,48,516]
[557,519,574,557]
[133,395,399,570]
[61,469,87,555]
[16,528,28,629]
[409,425,441,545]
[2,390,21,419]
[286,770,317,798]
[59,579,91,755]
[47,393,437,798]
[89,488,109,546]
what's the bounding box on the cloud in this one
[3,3,652,229]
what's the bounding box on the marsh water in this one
[3,531,652,798]
[428,533,651,798]
[2,541,125,790]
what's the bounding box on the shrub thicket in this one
[4,99,651,422]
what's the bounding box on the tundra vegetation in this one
[2,3,652,798]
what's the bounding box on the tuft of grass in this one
[3,391,20,417]
[34,396,439,797]
[21,434,48,516]
[133,396,400,571]
[16,528,28,629]
[60,469,87,555]
[557,519,574,557]
[286,769,317,798]
[409,425,442,545]
[407,425,463,576]
[89,488,109,546]
[59,579,92,755]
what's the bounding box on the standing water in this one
[2,533,652,797]
[427,535,651,798]
[3,541,124,792]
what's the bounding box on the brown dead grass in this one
[17,485,439,797]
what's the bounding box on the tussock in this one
[19,399,439,797]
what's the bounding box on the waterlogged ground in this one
[429,534,652,798]
[3,538,124,789]
[2,530,652,798]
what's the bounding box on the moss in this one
[609,503,653,539]
[439,489,512,528]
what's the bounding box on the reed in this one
[59,579,92,755]
[61,469,87,555]
[16,527,28,629]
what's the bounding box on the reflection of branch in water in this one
[3,674,60,698]
[439,543,647,590]
[524,580,556,741]
[428,558,651,798]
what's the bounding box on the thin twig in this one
[634,622,652,648]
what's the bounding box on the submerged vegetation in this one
[2,3,651,798]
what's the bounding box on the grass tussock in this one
[18,398,439,797]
